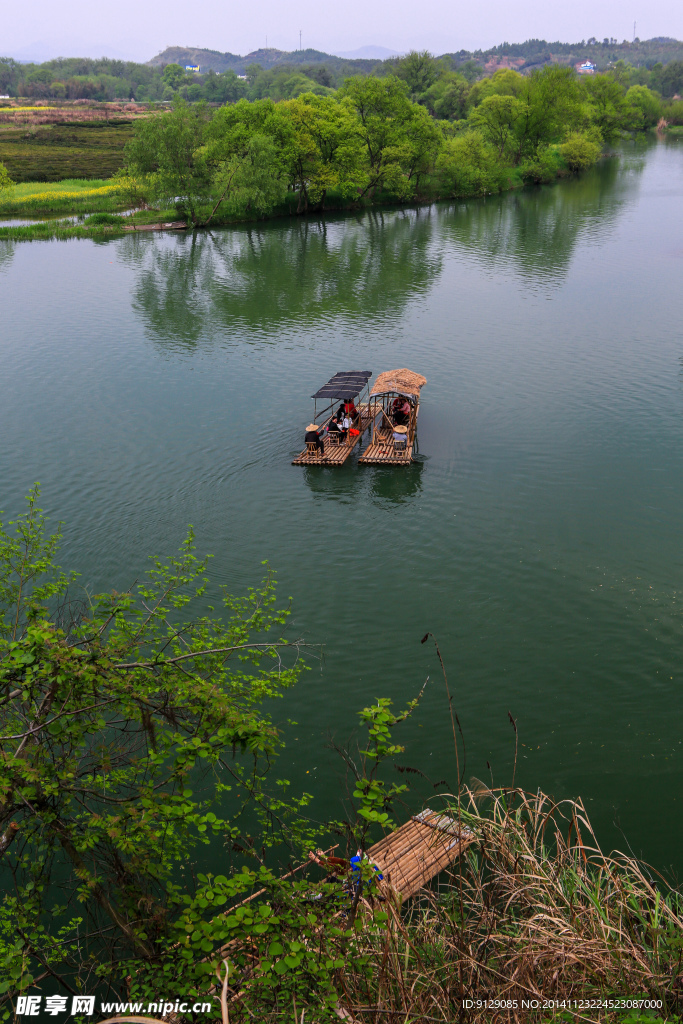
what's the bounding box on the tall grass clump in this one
[328,786,683,1023]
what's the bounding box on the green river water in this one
[2,138,683,874]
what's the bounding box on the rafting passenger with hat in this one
[393,424,408,449]
[304,423,325,454]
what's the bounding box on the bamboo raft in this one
[292,370,374,467]
[359,369,427,467]
[366,809,474,900]
[292,405,374,465]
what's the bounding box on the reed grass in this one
[330,786,683,1023]
[219,786,682,1023]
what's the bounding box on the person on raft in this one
[327,415,346,441]
[305,423,324,453]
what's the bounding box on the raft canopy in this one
[311,371,372,401]
[369,369,427,399]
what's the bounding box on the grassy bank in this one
[0,148,577,242]
[0,178,127,215]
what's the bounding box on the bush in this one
[520,144,563,183]
[665,98,683,125]
[435,130,508,197]
[559,131,602,173]
[83,211,125,225]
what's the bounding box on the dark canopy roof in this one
[312,371,372,401]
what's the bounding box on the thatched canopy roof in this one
[370,369,427,398]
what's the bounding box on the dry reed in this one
[331,786,683,1023]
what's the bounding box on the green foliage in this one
[162,63,187,91]
[0,162,14,195]
[420,72,470,120]
[389,50,445,98]
[0,486,318,1006]
[520,144,563,184]
[435,130,510,196]
[344,693,424,850]
[559,131,602,171]
[625,84,663,128]
[83,211,125,225]
[582,73,630,139]
[124,99,213,222]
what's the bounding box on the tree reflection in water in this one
[123,145,647,355]
[440,148,645,287]
[126,208,443,352]
[0,240,14,273]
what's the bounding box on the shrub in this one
[520,144,563,183]
[559,131,602,172]
[435,130,508,197]
[83,211,125,225]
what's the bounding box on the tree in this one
[205,98,292,215]
[124,99,213,224]
[661,60,683,98]
[466,68,525,110]
[421,72,470,120]
[469,94,525,158]
[559,131,602,171]
[435,130,507,196]
[0,488,312,1005]
[338,75,416,198]
[278,93,365,210]
[625,84,662,128]
[391,50,443,99]
[162,62,186,90]
[582,73,629,139]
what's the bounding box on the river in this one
[1,137,682,873]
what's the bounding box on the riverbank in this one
[0,149,591,241]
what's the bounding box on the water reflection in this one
[367,461,424,506]
[302,455,424,507]
[126,209,443,351]
[442,151,644,285]
[0,240,14,273]
[122,147,649,354]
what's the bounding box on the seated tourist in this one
[327,415,345,441]
[305,423,324,453]
[393,398,411,425]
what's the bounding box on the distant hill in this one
[333,45,400,59]
[149,37,683,77]
[443,35,683,73]
[147,45,378,74]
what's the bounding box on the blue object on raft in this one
[350,855,384,880]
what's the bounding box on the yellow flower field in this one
[0,178,126,215]
[11,185,119,204]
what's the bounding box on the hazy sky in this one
[3,0,682,63]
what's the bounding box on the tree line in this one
[115,61,677,227]
[1,49,682,105]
